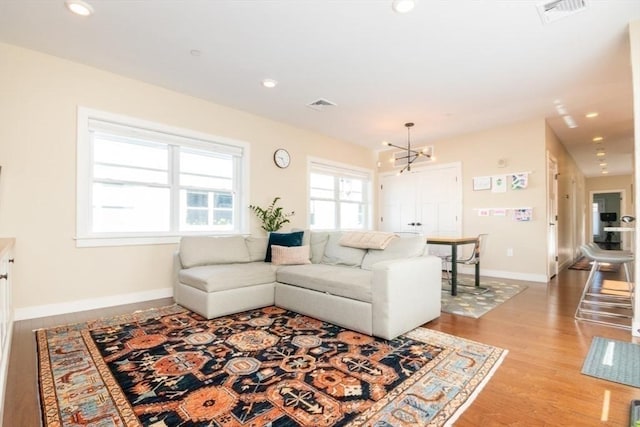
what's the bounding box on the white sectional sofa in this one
[173,231,442,340]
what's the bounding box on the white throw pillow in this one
[271,245,312,266]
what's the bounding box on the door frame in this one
[547,152,559,280]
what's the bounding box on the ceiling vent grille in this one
[537,0,587,24]
[306,98,337,111]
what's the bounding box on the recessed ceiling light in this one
[65,0,94,16]
[596,152,606,157]
[392,0,416,13]
[592,136,603,142]
[602,170,609,174]
[585,112,599,118]
[599,162,608,166]
[562,115,577,128]
[261,79,278,89]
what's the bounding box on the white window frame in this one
[307,157,373,231]
[76,107,250,247]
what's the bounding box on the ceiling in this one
[0,0,638,177]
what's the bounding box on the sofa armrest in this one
[371,255,442,340]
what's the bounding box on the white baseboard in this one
[633,318,640,338]
[14,287,174,321]
[456,266,548,283]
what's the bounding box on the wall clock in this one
[273,148,291,168]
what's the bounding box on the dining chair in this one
[443,233,488,292]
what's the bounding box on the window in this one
[309,160,372,230]
[77,108,248,246]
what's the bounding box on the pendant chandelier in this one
[383,122,431,174]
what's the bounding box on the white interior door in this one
[380,173,417,233]
[379,163,462,249]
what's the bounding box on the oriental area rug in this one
[37,305,507,427]
[441,278,527,318]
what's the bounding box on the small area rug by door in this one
[37,305,507,426]
[568,257,620,273]
[581,336,640,388]
[441,278,527,318]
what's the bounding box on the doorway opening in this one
[591,190,625,250]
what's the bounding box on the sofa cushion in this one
[321,232,367,267]
[271,245,312,265]
[277,264,372,302]
[310,232,330,264]
[246,236,268,261]
[361,235,426,271]
[179,262,277,292]
[180,235,251,268]
[265,231,304,262]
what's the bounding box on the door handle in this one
[408,222,415,226]
[415,222,422,226]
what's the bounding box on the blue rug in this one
[441,278,527,318]
[581,337,640,388]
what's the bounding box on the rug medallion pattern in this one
[37,305,507,426]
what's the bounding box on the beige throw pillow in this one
[271,245,312,266]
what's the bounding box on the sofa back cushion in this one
[321,232,367,267]
[361,234,426,270]
[246,236,268,261]
[180,235,251,268]
[310,231,330,264]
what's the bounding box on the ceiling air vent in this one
[306,98,337,112]
[537,0,587,24]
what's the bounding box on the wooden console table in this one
[427,236,479,296]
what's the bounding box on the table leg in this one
[451,244,458,296]
[475,260,480,287]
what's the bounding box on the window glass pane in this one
[92,183,170,232]
[310,200,336,229]
[340,203,365,229]
[93,136,168,184]
[310,173,335,199]
[213,210,233,226]
[179,190,234,232]
[186,209,208,225]
[187,192,208,208]
[94,164,167,184]
[180,148,233,189]
[340,178,363,202]
[215,193,233,208]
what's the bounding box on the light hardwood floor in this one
[3,267,640,426]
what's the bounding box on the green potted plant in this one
[249,197,295,232]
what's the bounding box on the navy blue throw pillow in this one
[265,231,304,262]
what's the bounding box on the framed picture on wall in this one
[473,176,491,191]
